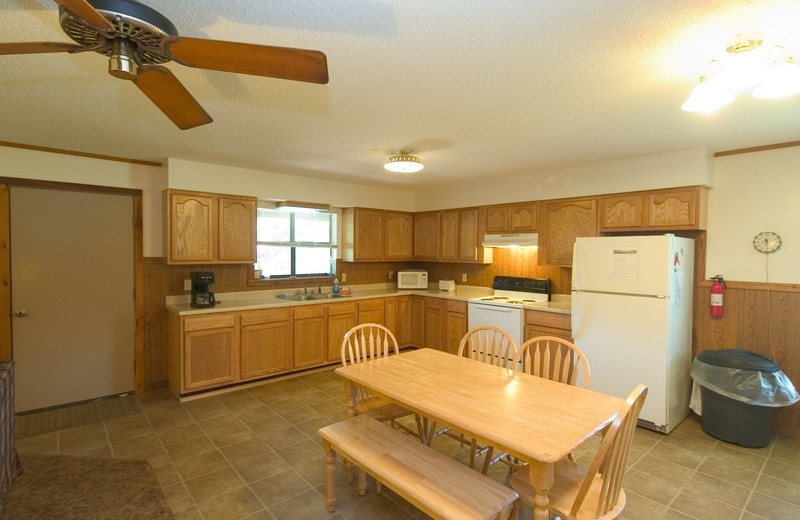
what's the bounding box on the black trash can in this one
[691,349,799,448]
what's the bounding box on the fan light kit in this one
[682,33,800,113]
[753,231,782,254]
[0,0,329,129]
[384,150,424,173]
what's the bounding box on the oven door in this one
[467,301,524,348]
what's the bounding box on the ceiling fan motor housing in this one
[59,0,179,77]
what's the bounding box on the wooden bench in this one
[317,414,518,520]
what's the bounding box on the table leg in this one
[528,460,554,520]
[323,440,336,512]
[344,379,357,418]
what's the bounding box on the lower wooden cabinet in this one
[169,313,238,395]
[358,298,385,325]
[396,295,413,347]
[443,300,468,355]
[524,309,572,342]
[239,308,292,380]
[293,306,327,368]
[424,297,443,351]
[410,296,425,346]
[327,302,357,363]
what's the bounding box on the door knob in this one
[14,310,26,318]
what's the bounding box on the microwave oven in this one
[397,270,428,289]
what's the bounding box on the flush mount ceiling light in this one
[682,33,800,113]
[384,149,424,173]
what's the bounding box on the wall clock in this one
[753,231,781,253]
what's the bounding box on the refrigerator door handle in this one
[571,292,581,339]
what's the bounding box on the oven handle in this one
[470,304,515,313]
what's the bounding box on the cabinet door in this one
[384,297,399,340]
[485,204,509,233]
[600,194,643,230]
[542,198,597,266]
[524,310,572,342]
[443,300,467,355]
[440,210,459,261]
[293,306,326,368]
[509,202,537,232]
[358,298,385,326]
[458,208,480,263]
[167,191,214,263]
[424,298,443,351]
[327,303,357,363]
[411,296,425,346]
[183,326,237,391]
[414,212,441,260]
[384,212,413,260]
[239,308,291,379]
[218,196,257,262]
[648,189,697,228]
[396,295,413,347]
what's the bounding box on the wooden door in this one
[411,296,425,346]
[600,194,643,230]
[648,189,698,228]
[239,308,291,379]
[11,187,135,412]
[424,298,443,351]
[396,295,413,347]
[509,202,537,231]
[485,204,509,233]
[218,196,256,262]
[542,198,597,266]
[293,306,326,368]
[440,210,459,261]
[443,300,467,355]
[413,212,440,260]
[354,208,384,261]
[167,190,214,263]
[458,208,480,262]
[384,212,413,260]
[327,302,357,362]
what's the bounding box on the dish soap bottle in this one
[333,278,339,294]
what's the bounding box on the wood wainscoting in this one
[694,280,800,438]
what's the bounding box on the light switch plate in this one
[184,279,191,291]
[389,271,394,280]
[342,273,347,282]
[461,273,467,282]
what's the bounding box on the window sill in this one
[246,275,335,289]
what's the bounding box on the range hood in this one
[481,233,538,248]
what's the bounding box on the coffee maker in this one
[190,271,216,308]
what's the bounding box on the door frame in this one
[0,177,145,393]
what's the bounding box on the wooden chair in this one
[452,326,517,474]
[340,323,425,440]
[514,335,591,388]
[509,384,648,520]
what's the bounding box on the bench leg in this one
[508,497,522,519]
[323,440,337,512]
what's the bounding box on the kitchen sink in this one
[278,293,349,302]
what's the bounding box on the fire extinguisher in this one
[710,275,725,317]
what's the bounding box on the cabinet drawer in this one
[294,305,326,319]
[183,313,235,331]
[425,298,442,310]
[525,310,570,330]
[357,299,385,312]
[240,307,291,326]
[446,300,467,313]
[328,301,357,315]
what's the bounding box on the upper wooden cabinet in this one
[342,208,413,262]
[541,197,598,266]
[600,186,708,232]
[484,202,537,233]
[164,189,256,265]
[440,210,459,261]
[414,211,441,260]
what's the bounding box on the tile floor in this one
[13,367,800,520]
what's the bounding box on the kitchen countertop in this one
[167,284,572,316]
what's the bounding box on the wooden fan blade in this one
[52,0,115,31]
[168,37,329,84]
[134,66,213,130]
[0,42,84,55]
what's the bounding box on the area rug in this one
[3,454,174,520]
[15,394,141,439]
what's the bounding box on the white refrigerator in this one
[571,234,694,433]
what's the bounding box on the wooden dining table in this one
[335,348,624,520]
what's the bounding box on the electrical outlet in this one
[389,271,394,280]
[184,279,192,291]
[461,273,467,283]
[341,273,347,282]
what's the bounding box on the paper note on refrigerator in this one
[610,247,638,281]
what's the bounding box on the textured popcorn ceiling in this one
[1,0,799,188]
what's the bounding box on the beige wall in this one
[706,147,800,284]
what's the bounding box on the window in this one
[255,206,337,278]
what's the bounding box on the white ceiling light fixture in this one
[384,149,424,173]
[682,33,800,113]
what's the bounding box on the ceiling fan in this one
[0,0,329,129]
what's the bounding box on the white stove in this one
[468,276,551,347]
